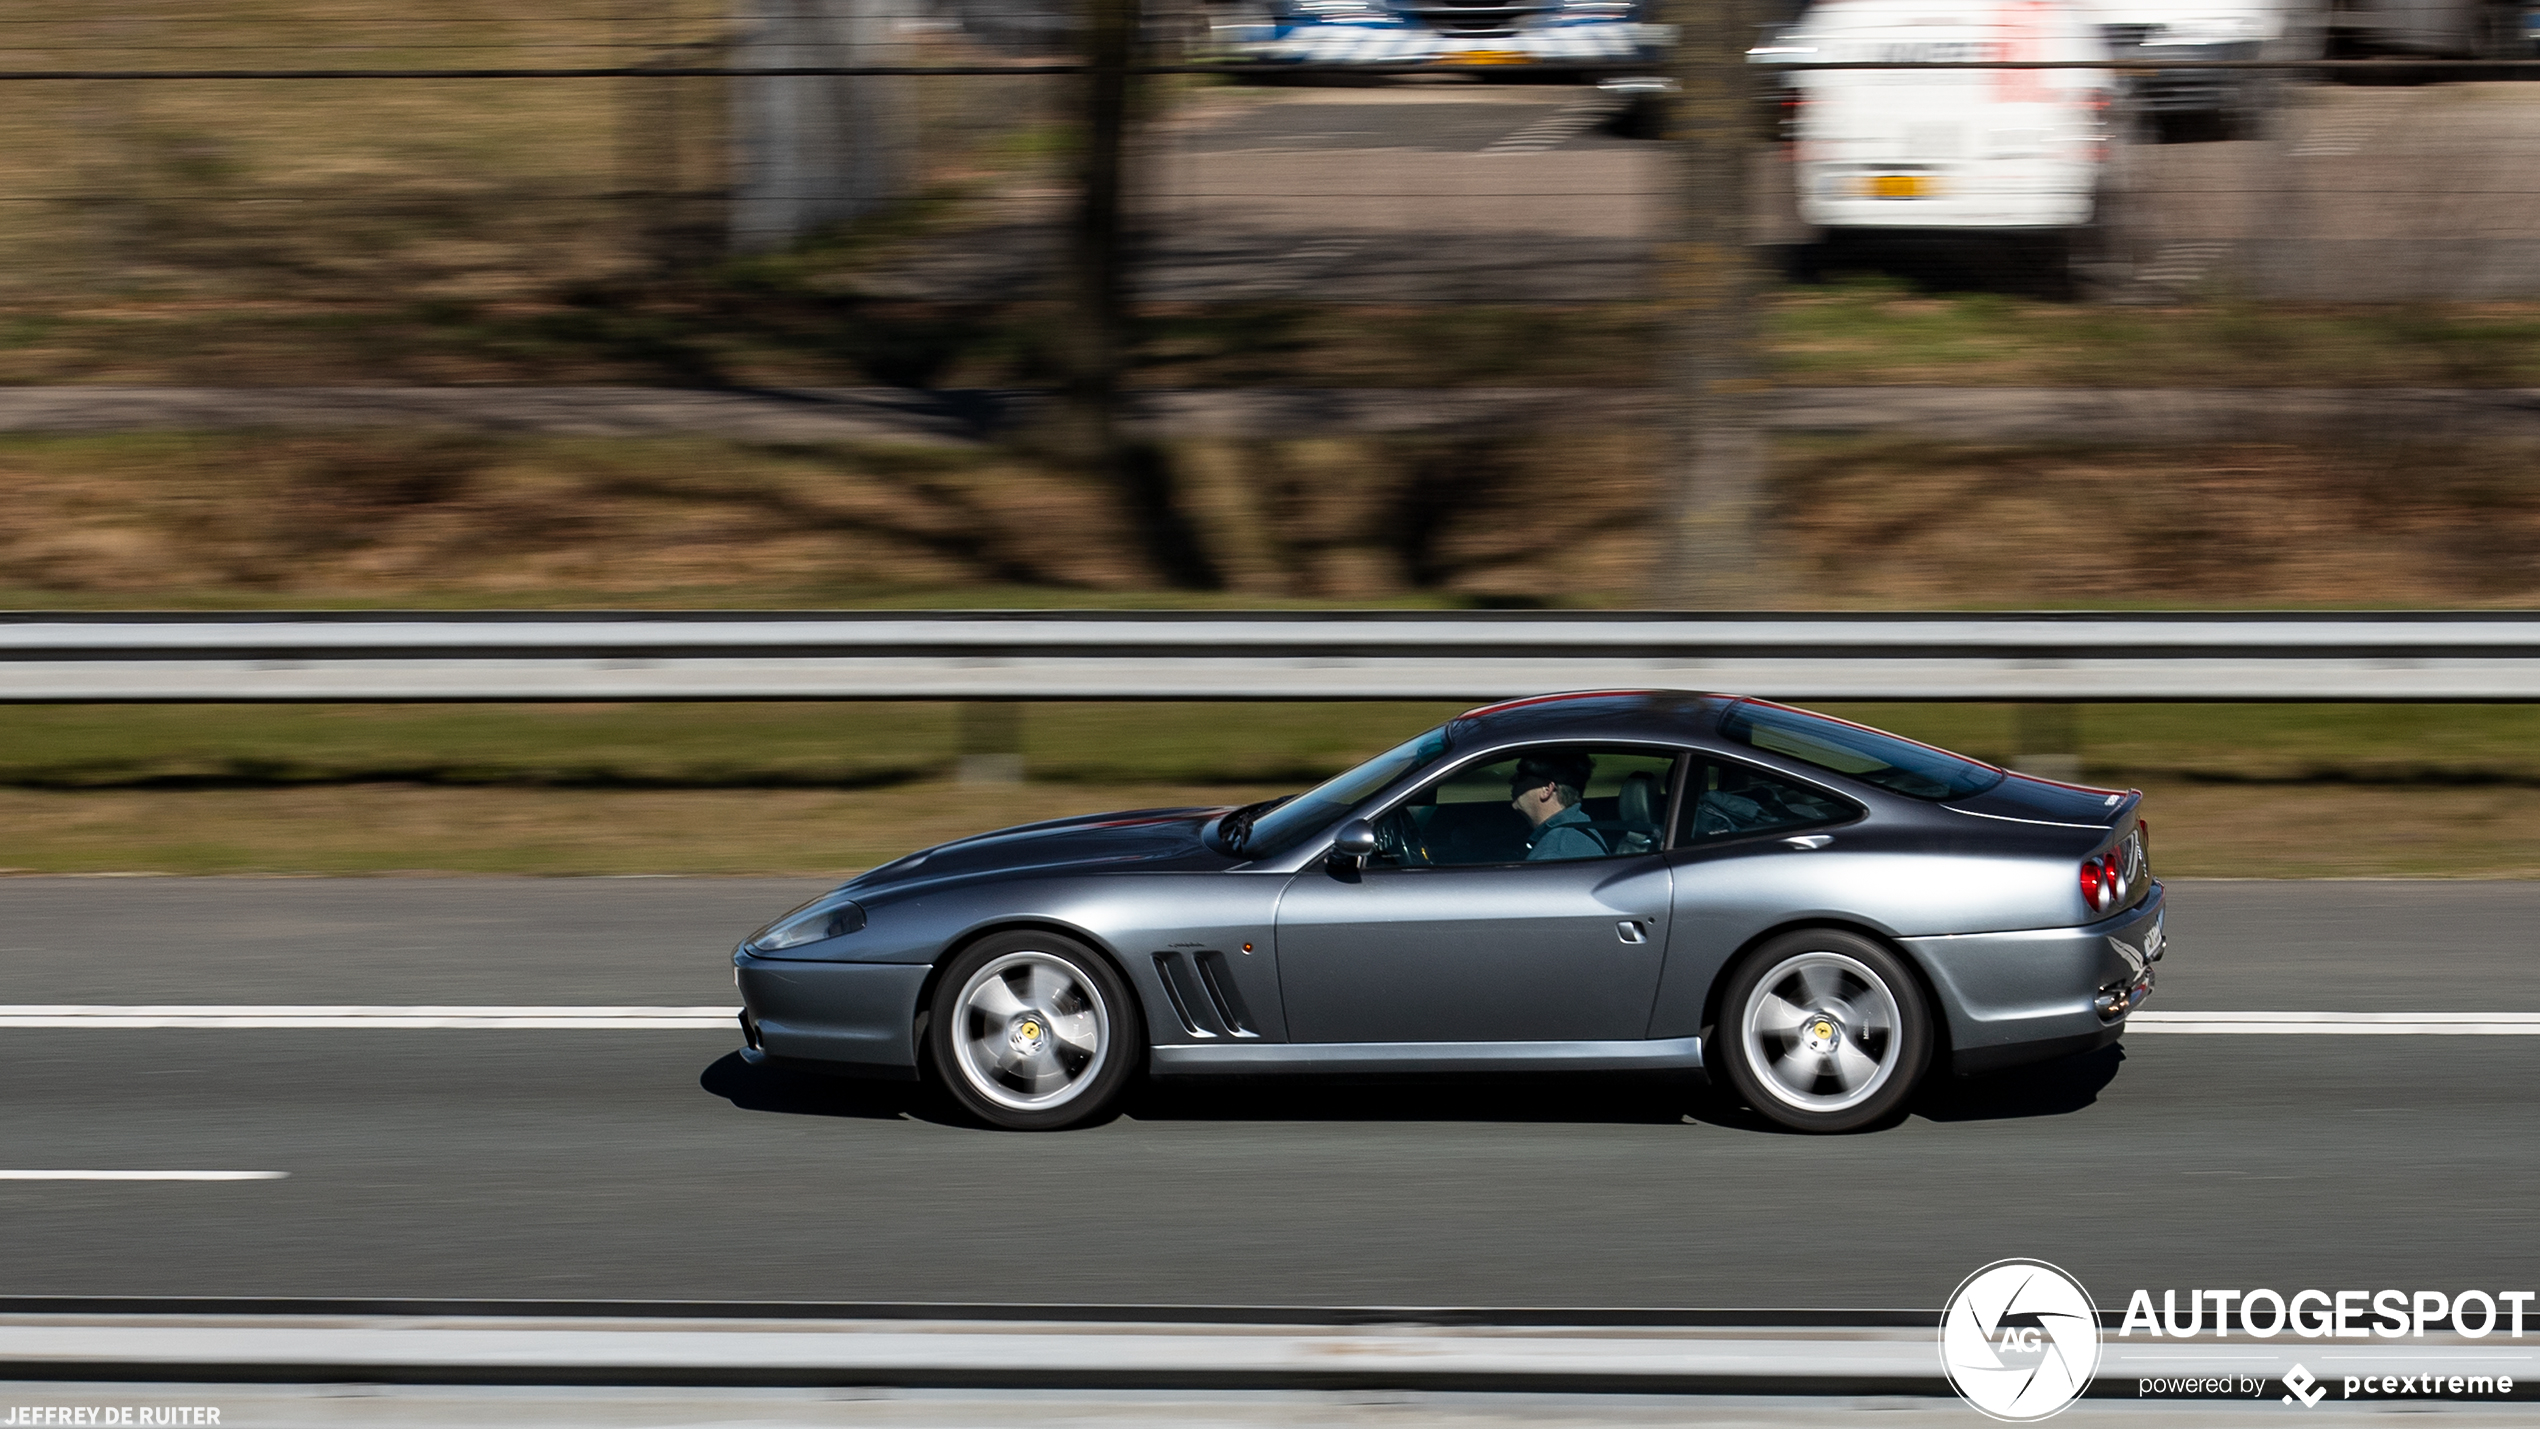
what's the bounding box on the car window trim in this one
[1676,751,1869,851]
[1355,739,1694,871]
[1662,743,1692,852]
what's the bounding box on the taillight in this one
[2082,833,2143,916]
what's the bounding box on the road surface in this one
[0,877,2533,1308]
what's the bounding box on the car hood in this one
[847,806,1236,895]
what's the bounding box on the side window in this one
[1376,746,1679,868]
[1678,759,1860,845]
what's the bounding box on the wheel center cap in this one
[1802,1015,1842,1054]
[1012,1018,1046,1054]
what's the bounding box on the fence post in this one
[1652,0,1767,608]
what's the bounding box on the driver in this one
[1509,750,1603,861]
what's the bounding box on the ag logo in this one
[1940,1259,2101,1421]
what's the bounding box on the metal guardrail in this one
[1,612,2536,702]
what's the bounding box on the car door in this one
[1645,756,1872,1039]
[1274,745,1683,1044]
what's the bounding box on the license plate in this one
[1861,174,1937,199]
[1449,48,1526,63]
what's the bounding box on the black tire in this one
[1716,929,1933,1133]
[925,931,1141,1131]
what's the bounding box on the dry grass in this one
[0,430,1663,605]
[0,777,2525,877]
[0,700,1471,791]
[11,430,2540,608]
[0,434,1161,601]
[0,781,1291,876]
[0,700,2530,876]
[0,4,726,306]
[1776,438,2540,608]
[2131,780,2540,880]
[1772,286,2540,389]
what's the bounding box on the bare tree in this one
[1652,0,1768,608]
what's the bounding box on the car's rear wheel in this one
[928,932,1139,1131]
[1718,930,1932,1133]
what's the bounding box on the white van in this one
[1774,0,2115,242]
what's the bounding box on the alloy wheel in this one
[1738,950,1904,1114]
[951,951,1111,1112]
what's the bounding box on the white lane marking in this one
[0,1005,738,1028]
[2290,89,2412,157]
[6,1007,2536,1035]
[0,1170,286,1181]
[2133,1011,2540,1035]
[1483,96,1619,155]
[2133,241,2230,293]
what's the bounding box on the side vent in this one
[1152,951,1259,1038]
[1194,950,1259,1037]
[1152,952,1219,1038]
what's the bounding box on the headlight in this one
[750,891,868,951]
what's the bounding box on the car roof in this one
[1451,689,1734,745]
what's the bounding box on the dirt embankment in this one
[3,429,2538,609]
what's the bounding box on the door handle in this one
[1616,920,1650,944]
[1783,834,1834,850]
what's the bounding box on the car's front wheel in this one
[1717,930,1932,1133]
[927,932,1140,1130]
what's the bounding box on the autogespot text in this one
[2119,1287,2535,1339]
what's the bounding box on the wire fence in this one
[7,9,2540,371]
[8,5,2540,608]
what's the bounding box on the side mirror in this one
[1329,818,1378,863]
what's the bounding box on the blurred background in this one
[1,0,2536,878]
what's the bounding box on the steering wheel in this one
[1372,807,1427,867]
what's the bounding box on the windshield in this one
[1230,725,1454,858]
[1720,700,2004,802]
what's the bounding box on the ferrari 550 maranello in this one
[733,691,2163,1132]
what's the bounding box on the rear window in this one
[1720,700,2004,802]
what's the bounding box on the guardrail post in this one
[958,701,1026,785]
[2014,702,2083,782]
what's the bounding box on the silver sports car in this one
[733,691,2163,1132]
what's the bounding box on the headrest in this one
[1619,769,1660,824]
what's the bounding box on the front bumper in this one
[735,949,930,1079]
[2107,39,2263,113]
[1901,882,2167,1075]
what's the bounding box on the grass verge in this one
[0,779,2524,878]
[0,702,2532,876]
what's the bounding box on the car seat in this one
[1613,769,1662,853]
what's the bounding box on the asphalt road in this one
[872,80,2540,303]
[1,878,2535,1308]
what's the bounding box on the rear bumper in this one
[1901,882,2166,1075]
[1236,20,1661,65]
